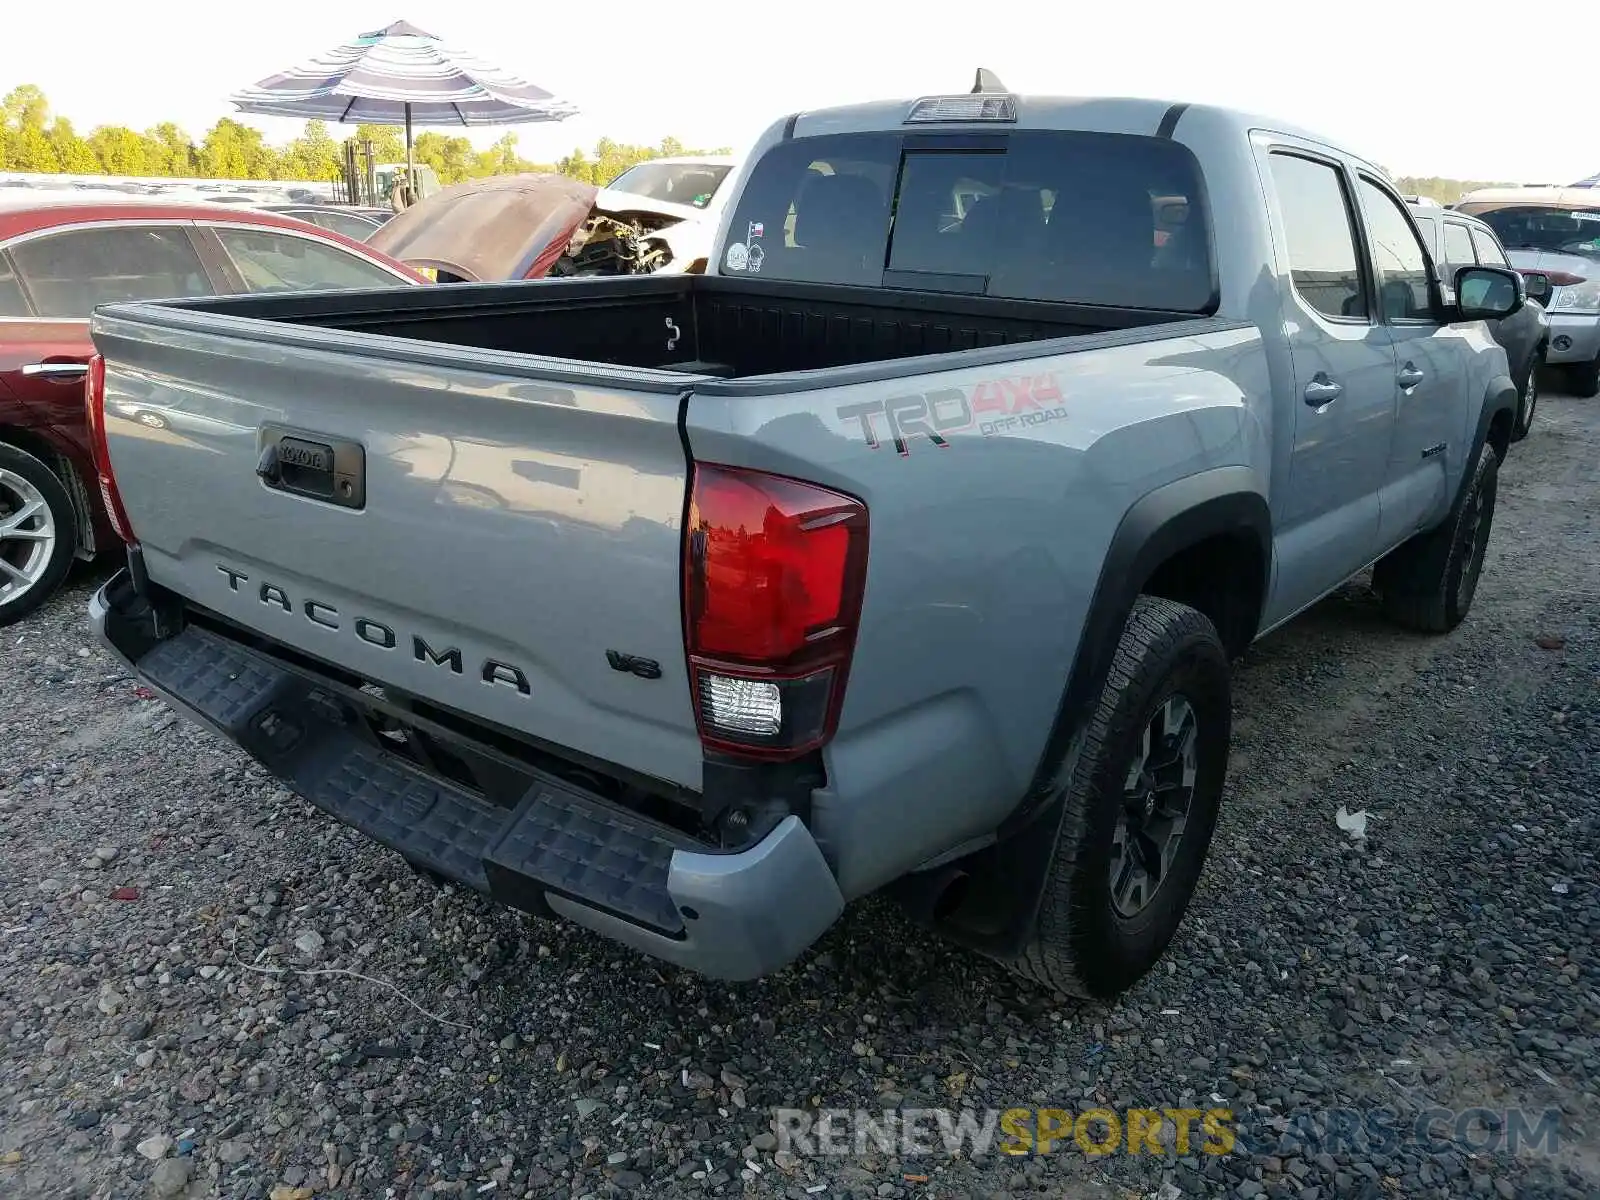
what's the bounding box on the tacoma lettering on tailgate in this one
[835,372,1066,456]
[215,565,532,695]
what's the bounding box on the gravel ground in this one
[1,393,1595,1200]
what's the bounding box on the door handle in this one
[1397,364,1426,389]
[1303,377,1343,406]
[21,362,89,379]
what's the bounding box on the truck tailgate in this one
[91,309,704,791]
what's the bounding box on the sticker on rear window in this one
[1572,211,1600,223]
[725,242,749,271]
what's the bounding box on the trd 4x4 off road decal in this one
[835,372,1066,456]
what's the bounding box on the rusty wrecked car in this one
[366,160,738,283]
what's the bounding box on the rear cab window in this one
[720,130,1215,312]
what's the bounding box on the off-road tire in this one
[1570,353,1600,400]
[1512,355,1542,442]
[0,443,78,628]
[1373,442,1498,634]
[1010,596,1231,999]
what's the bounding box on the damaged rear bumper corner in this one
[89,570,844,981]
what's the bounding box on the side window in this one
[1358,179,1434,321]
[9,226,213,318]
[1267,153,1367,320]
[0,252,31,317]
[1470,228,1509,267]
[1442,221,1476,271]
[212,228,405,293]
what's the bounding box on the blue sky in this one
[12,1,1590,184]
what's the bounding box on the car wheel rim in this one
[0,468,56,605]
[1109,694,1198,919]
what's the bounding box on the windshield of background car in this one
[720,130,1214,312]
[1461,204,1600,260]
[607,163,734,209]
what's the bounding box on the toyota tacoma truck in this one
[83,79,1525,999]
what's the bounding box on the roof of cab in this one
[785,93,1366,163]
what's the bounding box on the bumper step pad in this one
[136,624,697,934]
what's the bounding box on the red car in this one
[0,196,426,625]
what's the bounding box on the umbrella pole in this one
[405,102,413,181]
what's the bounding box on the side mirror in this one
[1453,265,1524,320]
[1523,272,1552,303]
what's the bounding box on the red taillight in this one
[83,353,135,543]
[683,463,869,760]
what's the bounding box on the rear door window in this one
[211,227,406,292]
[0,253,30,317]
[721,130,1214,312]
[9,226,213,318]
[1265,152,1367,321]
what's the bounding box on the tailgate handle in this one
[256,426,366,510]
[255,443,281,485]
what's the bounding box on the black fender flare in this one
[1474,373,1518,467]
[930,466,1270,957]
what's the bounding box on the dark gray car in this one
[1408,198,1549,440]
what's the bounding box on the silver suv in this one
[1455,185,1600,396]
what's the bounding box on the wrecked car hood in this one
[367,174,600,283]
[366,173,720,283]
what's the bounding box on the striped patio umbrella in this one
[229,20,577,175]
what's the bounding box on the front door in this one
[1260,149,1397,625]
[1354,177,1466,547]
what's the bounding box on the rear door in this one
[1259,147,1394,622]
[0,222,216,451]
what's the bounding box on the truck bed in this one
[145,274,1198,381]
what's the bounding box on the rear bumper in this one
[1545,312,1600,365]
[89,571,843,980]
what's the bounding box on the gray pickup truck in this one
[84,82,1526,999]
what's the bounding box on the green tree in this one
[352,123,405,164]
[283,119,340,181]
[197,118,281,179]
[413,130,477,184]
[87,126,155,175]
[147,122,198,176]
[2,84,50,132]
[46,117,98,173]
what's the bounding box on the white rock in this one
[93,846,119,863]
[136,1133,172,1160]
[293,930,325,957]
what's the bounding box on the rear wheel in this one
[0,443,79,627]
[1010,596,1231,999]
[1512,355,1542,441]
[1571,352,1600,400]
[1374,442,1498,634]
